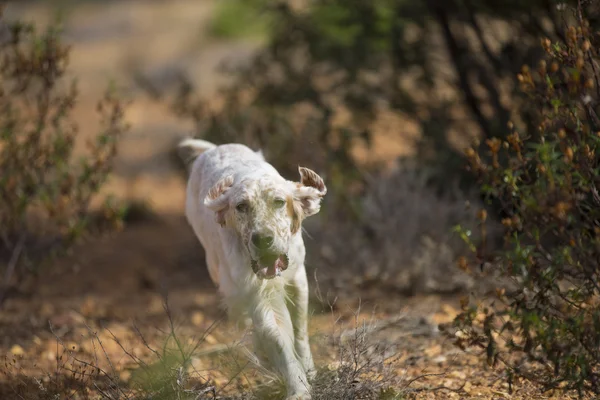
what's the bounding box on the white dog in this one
[179,139,327,399]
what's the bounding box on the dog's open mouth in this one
[251,254,289,279]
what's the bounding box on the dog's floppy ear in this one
[293,167,327,218]
[204,175,234,226]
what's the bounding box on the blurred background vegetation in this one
[2,0,600,398]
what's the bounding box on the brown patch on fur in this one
[207,175,234,201]
[298,167,326,195]
[205,175,234,227]
[287,195,303,234]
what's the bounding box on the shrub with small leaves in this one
[0,12,129,295]
[454,6,600,396]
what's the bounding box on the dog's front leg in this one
[286,266,316,379]
[250,295,311,399]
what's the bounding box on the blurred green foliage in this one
[129,331,208,400]
[209,0,271,40]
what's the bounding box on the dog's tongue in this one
[253,256,287,279]
[265,256,285,276]
[259,257,279,277]
[257,256,285,278]
[266,262,278,277]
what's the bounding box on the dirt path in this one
[0,215,576,399]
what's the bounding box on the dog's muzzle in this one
[251,253,289,279]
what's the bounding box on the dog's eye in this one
[273,198,286,208]
[236,202,249,212]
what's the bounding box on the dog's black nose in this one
[252,233,274,249]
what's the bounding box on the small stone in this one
[441,304,459,319]
[45,351,56,361]
[66,342,80,352]
[191,312,204,327]
[432,355,447,364]
[119,370,131,383]
[204,334,219,345]
[455,330,468,339]
[463,381,472,393]
[10,344,24,356]
[449,370,467,380]
[327,361,350,371]
[424,344,442,357]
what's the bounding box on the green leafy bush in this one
[454,8,600,396]
[0,13,129,296]
[209,0,271,40]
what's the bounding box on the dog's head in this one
[204,167,326,279]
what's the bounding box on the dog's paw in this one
[300,358,316,380]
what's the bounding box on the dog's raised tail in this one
[177,138,217,168]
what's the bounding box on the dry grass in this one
[1,292,412,400]
[309,159,495,297]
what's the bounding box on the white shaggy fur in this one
[179,139,327,399]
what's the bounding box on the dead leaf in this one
[449,370,466,380]
[463,381,472,393]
